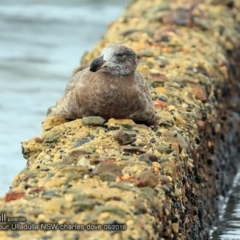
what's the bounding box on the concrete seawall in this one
[0,0,240,239]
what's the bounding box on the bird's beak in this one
[89,55,106,72]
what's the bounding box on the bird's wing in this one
[134,71,153,103]
[48,67,90,118]
[134,71,160,125]
[64,67,90,95]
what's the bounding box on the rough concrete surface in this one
[0,0,240,239]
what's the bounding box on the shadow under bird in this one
[49,44,160,126]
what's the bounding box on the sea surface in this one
[0,0,127,194]
[211,172,240,239]
[0,0,239,239]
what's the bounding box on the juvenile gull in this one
[50,44,160,126]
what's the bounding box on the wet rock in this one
[29,187,45,194]
[159,175,170,185]
[60,166,89,175]
[99,172,116,182]
[64,147,95,162]
[120,29,141,37]
[158,95,168,102]
[132,200,148,214]
[162,131,188,149]
[172,80,186,88]
[103,158,116,163]
[153,86,167,97]
[0,207,13,214]
[73,200,98,213]
[172,223,179,234]
[153,26,176,42]
[77,157,91,168]
[46,172,54,179]
[191,84,207,102]
[122,146,146,154]
[44,131,62,143]
[40,167,50,171]
[42,190,60,200]
[139,187,155,203]
[22,137,43,153]
[154,100,168,109]
[157,56,170,66]
[82,116,106,126]
[193,17,210,30]
[136,170,159,188]
[151,91,158,100]
[211,0,233,6]
[7,232,19,238]
[20,170,39,181]
[5,191,25,202]
[109,182,134,191]
[92,157,116,164]
[149,78,168,88]
[150,4,171,13]
[170,143,181,154]
[93,206,126,218]
[73,136,93,148]
[169,7,193,26]
[157,145,173,154]
[113,130,136,145]
[106,118,135,129]
[24,183,32,190]
[92,162,122,177]
[156,131,162,137]
[138,153,158,165]
[158,111,174,126]
[121,155,134,161]
[138,155,152,166]
[163,185,171,195]
[148,71,169,82]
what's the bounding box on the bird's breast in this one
[74,72,142,118]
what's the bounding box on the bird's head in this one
[89,44,137,76]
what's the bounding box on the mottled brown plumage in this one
[49,44,159,126]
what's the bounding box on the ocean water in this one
[211,172,240,239]
[0,0,239,238]
[0,0,127,194]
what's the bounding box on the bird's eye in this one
[116,53,124,57]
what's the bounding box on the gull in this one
[49,44,159,126]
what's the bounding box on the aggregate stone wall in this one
[0,0,240,239]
